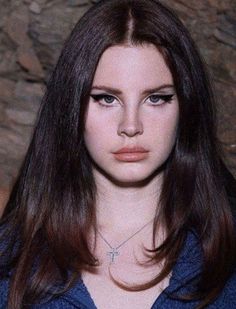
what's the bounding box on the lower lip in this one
[113,152,149,162]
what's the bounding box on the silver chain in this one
[96,218,154,263]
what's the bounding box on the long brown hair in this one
[0,1,235,308]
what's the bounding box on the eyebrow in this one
[91,84,175,96]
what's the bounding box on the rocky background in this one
[0,0,235,193]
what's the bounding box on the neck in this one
[94,170,163,231]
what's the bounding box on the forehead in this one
[92,44,173,90]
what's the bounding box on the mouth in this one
[113,147,149,162]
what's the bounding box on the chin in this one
[96,164,164,187]
[111,171,164,187]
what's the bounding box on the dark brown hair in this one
[0,0,235,308]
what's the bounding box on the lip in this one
[113,146,149,154]
[113,146,149,162]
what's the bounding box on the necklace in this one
[96,218,154,263]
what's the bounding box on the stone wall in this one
[0,0,235,191]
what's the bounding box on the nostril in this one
[118,124,143,137]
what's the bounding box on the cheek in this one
[84,117,115,152]
[84,104,116,136]
[149,108,178,135]
[161,116,178,141]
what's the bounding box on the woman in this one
[0,0,235,308]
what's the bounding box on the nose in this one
[117,106,143,137]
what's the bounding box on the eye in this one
[147,94,174,105]
[90,94,116,105]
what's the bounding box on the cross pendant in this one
[107,248,119,263]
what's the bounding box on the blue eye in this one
[91,94,116,104]
[148,94,174,105]
[149,95,161,103]
[104,95,115,104]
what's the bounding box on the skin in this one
[82,44,179,309]
[84,43,179,229]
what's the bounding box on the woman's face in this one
[84,44,179,185]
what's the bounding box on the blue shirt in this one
[0,231,236,308]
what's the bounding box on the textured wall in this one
[0,0,235,190]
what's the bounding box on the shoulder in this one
[210,269,236,308]
[0,276,87,308]
[0,277,8,308]
[171,230,236,307]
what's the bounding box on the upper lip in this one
[113,146,149,154]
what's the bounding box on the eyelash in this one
[91,94,116,106]
[90,93,174,107]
